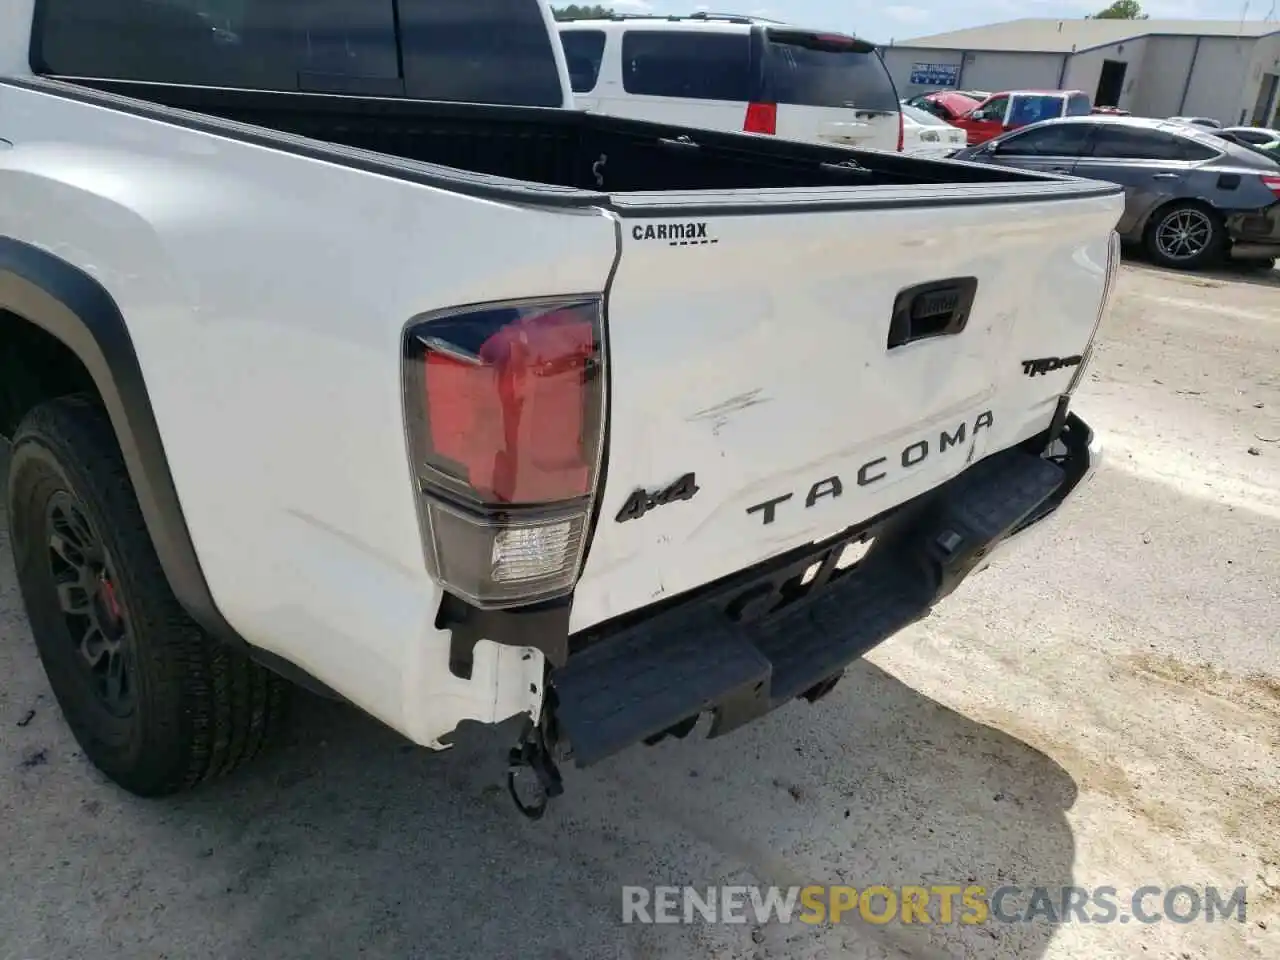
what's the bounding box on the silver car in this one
[952,115,1280,270]
[1167,116,1222,130]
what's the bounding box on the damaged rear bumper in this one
[551,412,1102,768]
[1225,206,1280,260]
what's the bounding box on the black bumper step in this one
[553,418,1094,769]
[554,606,772,768]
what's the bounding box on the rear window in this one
[762,30,898,113]
[905,96,951,121]
[397,0,565,106]
[620,30,751,101]
[31,0,566,107]
[1221,140,1280,166]
[560,29,606,94]
[901,104,949,127]
[1008,95,1065,127]
[1066,93,1093,117]
[1230,128,1276,145]
[1089,126,1219,162]
[995,122,1094,157]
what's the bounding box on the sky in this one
[600,0,1278,45]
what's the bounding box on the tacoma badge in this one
[744,411,993,525]
[615,473,700,523]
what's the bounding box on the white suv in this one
[558,13,903,152]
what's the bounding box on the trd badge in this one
[615,473,700,523]
[1022,355,1083,377]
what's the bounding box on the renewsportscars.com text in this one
[621,884,1250,926]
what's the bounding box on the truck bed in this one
[0,62,1123,775]
[22,72,1120,638]
[65,78,1046,196]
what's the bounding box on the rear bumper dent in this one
[997,411,1101,547]
[552,413,1100,768]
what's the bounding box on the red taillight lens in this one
[405,297,606,608]
[744,102,777,135]
[811,33,856,48]
[897,111,905,152]
[1261,174,1280,200]
[422,307,596,503]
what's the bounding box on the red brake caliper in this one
[99,577,122,624]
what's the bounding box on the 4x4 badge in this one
[615,473,700,524]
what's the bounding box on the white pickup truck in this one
[0,0,1119,814]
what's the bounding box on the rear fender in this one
[0,236,246,651]
[0,78,619,745]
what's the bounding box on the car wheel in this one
[1144,202,1225,270]
[7,396,289,796]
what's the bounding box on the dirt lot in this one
[1,263,1277,960]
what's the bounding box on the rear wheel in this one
[6,396,288,796]
[1145,203,1225,270]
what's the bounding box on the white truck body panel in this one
[574,190,1119,628]
[0,0,33,77]
[0,0,1121,763]
[0,80,617,742]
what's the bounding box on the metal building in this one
[880,18,1280,127]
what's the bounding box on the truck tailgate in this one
[572,182,1123,629]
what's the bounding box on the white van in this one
[558,13,903,152]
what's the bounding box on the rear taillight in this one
[403,297,606,608]
[1261,175,1280,200]
[897,111,905,152]
[744,102,777,135]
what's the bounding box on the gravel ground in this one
[1,262,1277,960]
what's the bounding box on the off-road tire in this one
[6,395,288,796]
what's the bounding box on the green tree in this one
[552,4,618,20]
[1087,0,1148,18]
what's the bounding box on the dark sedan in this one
[951,116,1280,270]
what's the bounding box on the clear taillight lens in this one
[403,297,606,608]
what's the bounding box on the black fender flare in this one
[0,236,247,652]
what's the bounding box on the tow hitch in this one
[506,707,565,820]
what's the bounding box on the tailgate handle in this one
[887,277,977,349]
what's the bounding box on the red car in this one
[903,91,981,124]
[950,90,1094,145]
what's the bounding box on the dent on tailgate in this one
[570,191,1120,631]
